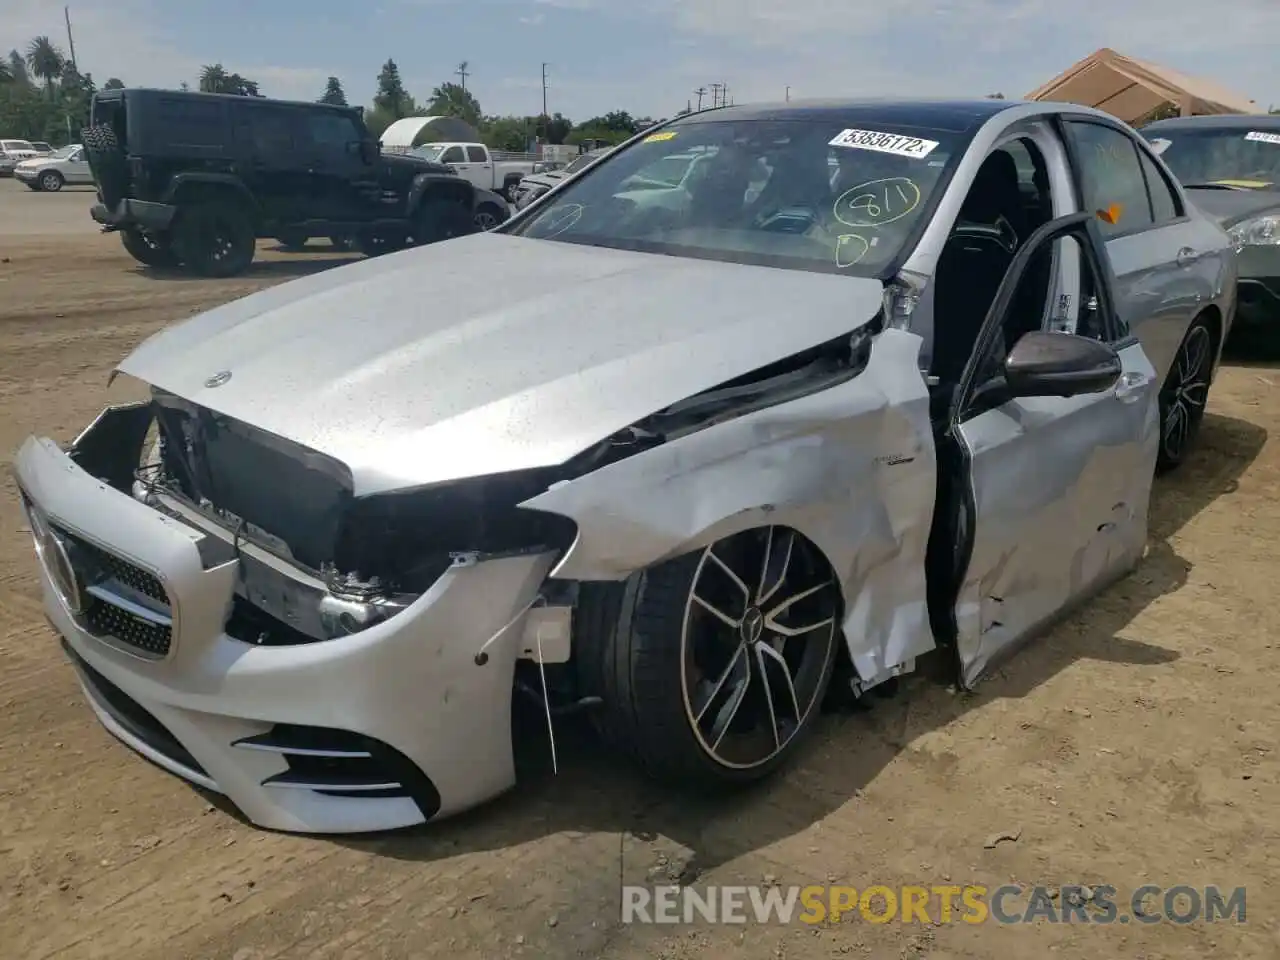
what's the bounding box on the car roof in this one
[673,98,1021,134]
[96,87,359,115]
[1141,114,1280,134]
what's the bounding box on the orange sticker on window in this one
[1095,203,1123,225]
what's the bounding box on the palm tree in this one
[25,36,66,97]
[199,64,228,94]
[25,36,65,99]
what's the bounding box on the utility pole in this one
[786,85,790,102]
[64,6,78,72]
[540,62,549,146]
[710,82,723,108]
[723,85,731,106]
[694,87,706,111]
[455,61,470,92]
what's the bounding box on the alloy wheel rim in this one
[1161,326,1211,462]
[679,526,837,770]
[475,211,499,230]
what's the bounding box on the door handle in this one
[1113,371,1150,402]
[1176,246,1198,267]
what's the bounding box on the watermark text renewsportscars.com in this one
[621,884,1247,925]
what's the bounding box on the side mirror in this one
[1003,330,1122,398]
[354,139,378,164]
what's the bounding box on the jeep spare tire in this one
[172,201,256,277]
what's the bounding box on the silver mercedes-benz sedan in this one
[14,98,1235,834]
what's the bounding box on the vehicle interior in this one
[920,135,1062,660]
[927,137,1055,394]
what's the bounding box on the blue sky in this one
[8,0,1280,121]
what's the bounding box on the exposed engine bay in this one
[100,319,875,649]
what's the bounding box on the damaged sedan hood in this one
[118,233,886,495]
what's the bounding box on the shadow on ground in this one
[133,254,358,282]
[203,413,1265,896]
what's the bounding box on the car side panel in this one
[954,340,1158,687]
[523,328,940,690]
[1106,216,1225,384]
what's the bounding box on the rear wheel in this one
[357,230,408,257]
[277,229,309,252]
[38,170,64,192]
[1157,316,1215,472]
[120,228,179,268]
[580,526,840,787]
[172,201,256,277]
[412,199,475,246]
[473,203,503,231]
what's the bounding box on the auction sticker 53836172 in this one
[829,129,940,159]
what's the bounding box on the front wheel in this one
[473,203,504,231]
[171,201,256,277]
[1157,317,1215,473]
[120,228,179,268]
[39,170,64,192]
[580,526,840,787]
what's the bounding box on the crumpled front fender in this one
[522,328,940,686]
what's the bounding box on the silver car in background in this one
[14,99,1233,835]
[0,138,39,176]
[15,143,93,192]
[1142,114,1280,332]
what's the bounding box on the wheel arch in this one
[166,174,259,221]
[1194,303,1225,381]
[523,329,941,689]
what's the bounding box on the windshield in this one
[50,145,77,159]
[507,118,963,277]
[2,140,34,152]
[409,144,446,162]
[564,152,604,175]
[1146,127,1280,189]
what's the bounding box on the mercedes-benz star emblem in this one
[740,607,765,645]
[205,370,232,388]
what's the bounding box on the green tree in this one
[536,112,572,144]
[427,80,481,128]
[103,77,125,90]
[198,63,261,97]
[374,58,413,119]
[319,76,347,106]
[25,36,66,98]
[7,50,30,85]
[0,61,11,84]
[482,115,535,151]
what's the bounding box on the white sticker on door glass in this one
[828,128,940,159]
[1244,131,1280,146]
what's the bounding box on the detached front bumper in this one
[90,198,176,232]
[13,424,555,834]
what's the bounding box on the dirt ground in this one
[1,182,1278,960]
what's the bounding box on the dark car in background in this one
[1142,115,1280,333]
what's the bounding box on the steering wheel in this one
[752,205,820,235]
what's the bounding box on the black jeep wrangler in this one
[83,88,508,277]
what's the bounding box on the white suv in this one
[0,138,39,176]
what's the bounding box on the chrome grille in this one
[53,525,174,658]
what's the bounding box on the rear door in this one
[1060,118,1208,380]
[297,109,368,220]
[65,146,94,183]
[948,214,1160,688]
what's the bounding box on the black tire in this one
[26,183,40,191]
[171,201,256,278]
[473,203,504,231]
[38,170,64,192]
[82,123,125,207]
[1156,315,1215,473]
[277,229,309,252]
[329,235,356,252]
[578,526,840,788]
[120,228,179,268]
[357,231,409,257]
[412,199,476,246]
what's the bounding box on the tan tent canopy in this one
[1025,48,1260,124]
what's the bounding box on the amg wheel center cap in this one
[740,607,765,644]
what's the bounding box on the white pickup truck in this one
[411,142,538,201]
